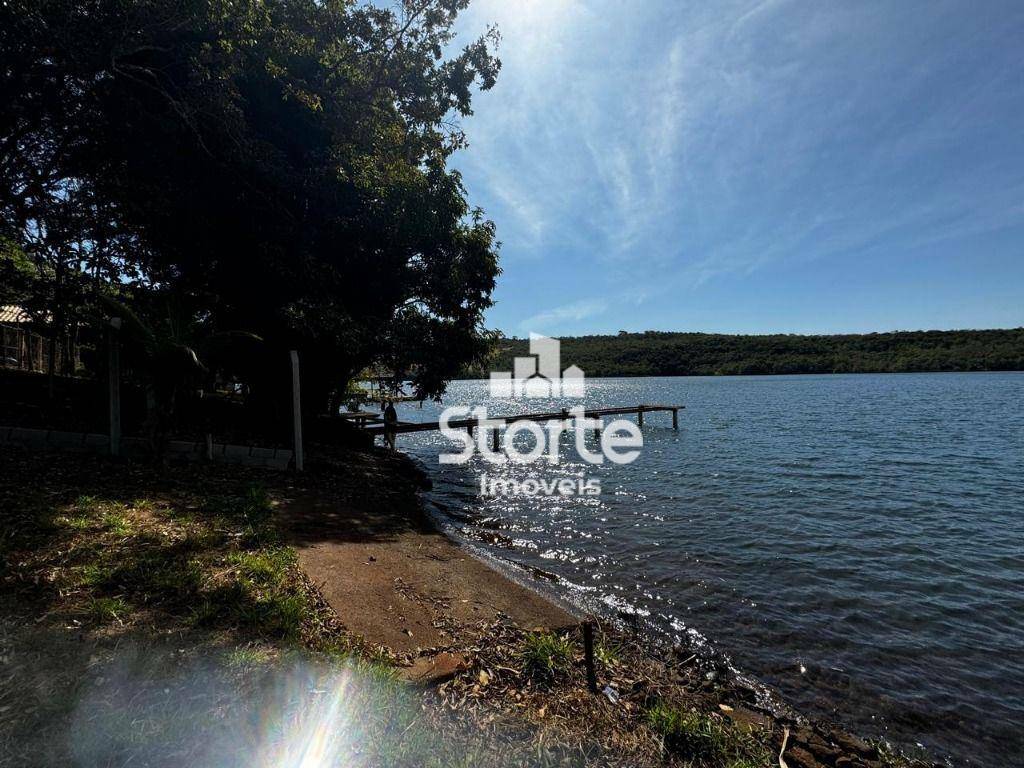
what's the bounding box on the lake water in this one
[391,373,1024,766]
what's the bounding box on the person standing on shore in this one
[384,399,398,451]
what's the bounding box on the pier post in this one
[290,350,304,471]
[637,405,644,428]
[672,408,679,430]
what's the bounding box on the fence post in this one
[108,318,121,457]
[583,620,598,693]
[290,349,304,471]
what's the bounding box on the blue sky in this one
[448,0,1024,337]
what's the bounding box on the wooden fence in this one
[0,325,76,374]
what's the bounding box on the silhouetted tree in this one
[1,0,501,410]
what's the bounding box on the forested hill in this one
[475,329,1024,378]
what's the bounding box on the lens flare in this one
[261,666,360,768]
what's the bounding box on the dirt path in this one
[281,491,578,658]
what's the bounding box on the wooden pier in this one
[364,404,684,446]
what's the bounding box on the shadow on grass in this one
[0,452,346,646]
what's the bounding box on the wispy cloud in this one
[451,0,1024,333]
[519,298,608,335]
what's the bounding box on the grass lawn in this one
[0,451,467,766]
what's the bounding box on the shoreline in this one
[280,477,581,659]
[0,443,937,767]
[298,445,936,767]
[415,451,953,764]
[383,372,1024,767]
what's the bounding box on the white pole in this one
[290,349,304,471]
[108,317,122,457]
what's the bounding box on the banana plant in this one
[99,295,262,456]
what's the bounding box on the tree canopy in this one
[1,0,501,409]
[478,329,1024,378]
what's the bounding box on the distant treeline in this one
[471,329,1024,378]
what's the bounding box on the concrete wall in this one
[0,426,293,470]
